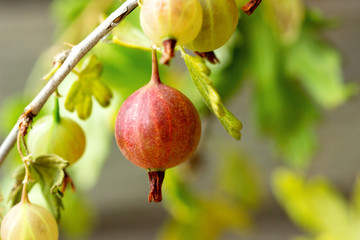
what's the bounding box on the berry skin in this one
[185,0,239,52]
[27,116,86,165]
[140,0,203,46]
[114,50,201,202]
[115,79,201,169]
[0,201,59,240]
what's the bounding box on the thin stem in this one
[151,48,161,84]
[17,131,31,204]
[0,0,138,167]
[42,63,61,81]
[16,131,25,160]
[17,132,30,173]
[21,180,30,204]
[22,134,29,156]
[53,95,61,123]
[71,69,81,76]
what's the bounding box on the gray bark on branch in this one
[0,0,138,167]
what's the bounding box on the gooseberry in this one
[1,200,59,240]
[140,0,203,64]
[114,50,201,202]
[185,0,239,53]
[27,115,86,165]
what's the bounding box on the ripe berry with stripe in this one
[114,50,201,202]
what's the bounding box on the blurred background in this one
[1,0,360,239]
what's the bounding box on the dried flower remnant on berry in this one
[241,0,262,16]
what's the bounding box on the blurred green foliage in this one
[0,0,356,239]
[273,168,360,240]
[60,191,95,239]
[239,5,353,168]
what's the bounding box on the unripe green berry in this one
[1,201,59,240]
[186,0,239,52]
[27,116,86,165]
[140,0,203,46]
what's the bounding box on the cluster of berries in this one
[140,0,240,64]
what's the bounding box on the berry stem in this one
[53,94,61,123]
[21,181,30,204]
[17,128,32,204]
[147,170,165,203]
[151,48,161,85]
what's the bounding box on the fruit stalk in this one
[53,95,61,123]
[151,48,161,84]
[21,181,30,204]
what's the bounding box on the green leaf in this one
[247,14,319,167]
[276,125,317,168]
[158,220,189,240]
[160,199,251,240]
[50,0,90,34]
[162,169,199,222]
[93,43,152,98]
[200,198,252,233]
[161,169,252,240]
[64,80,80,112]
[217,150,262,210]
[7,155,69,220]
[65,55,113,120]
[91,80,113,107]
[7,165,27,206]
[60,191,95,238]
[31,155,68,192]
[112,20,152,50]
[29,154,69,220]
[286,32,353,109]
[78,54,103,78]
[76,93,92,120]
[272,168,320,232]
[181,50,243,140]
[272,168,350,235]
